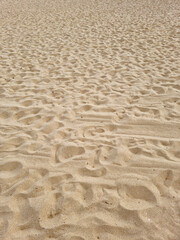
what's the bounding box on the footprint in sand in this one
[0,161,24,180]
[55,144,85,163]
[116,174,161,211]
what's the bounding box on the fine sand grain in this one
[0,0,180,239]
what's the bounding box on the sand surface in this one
[0,0,180,239]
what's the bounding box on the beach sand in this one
[0,0,180,239]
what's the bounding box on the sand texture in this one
[0,0,180,239]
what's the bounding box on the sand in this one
[0,0,180,239]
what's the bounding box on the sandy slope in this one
[0,0,180,239]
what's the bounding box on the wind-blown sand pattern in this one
[0,0,180,239]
